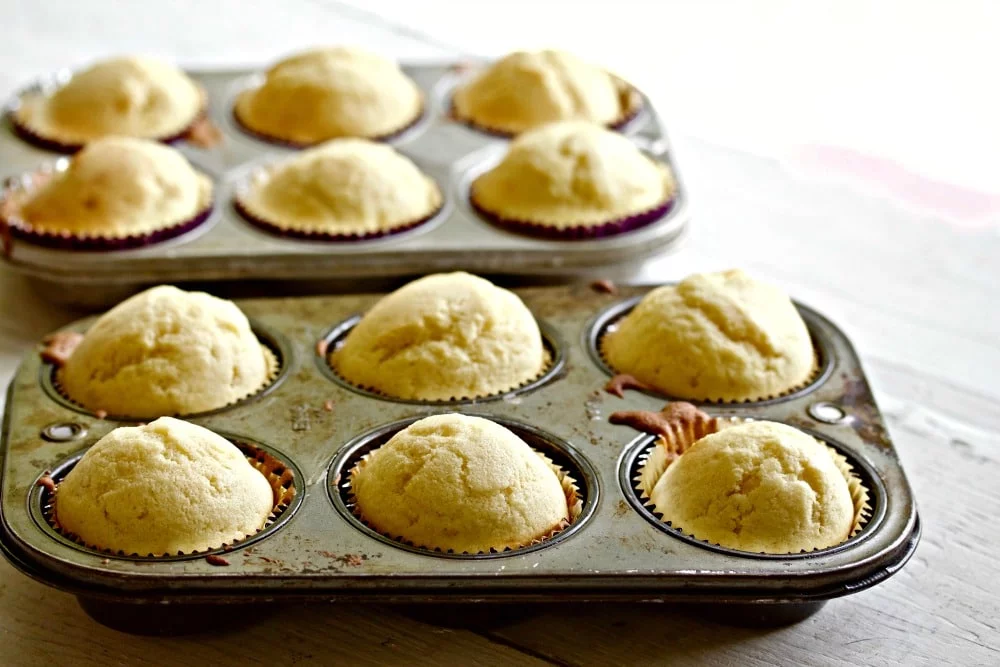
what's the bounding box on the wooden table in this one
[1,2,997,664]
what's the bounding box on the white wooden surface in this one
[1,2,998,665]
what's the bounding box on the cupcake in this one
[452,49,639,135]
[12,56,203,151]
[2,137,213,249]
[602,270,815,402]
[330,272,546,401]
[54,417,274,556]
[58,285,274,419]
[470,121,675,238]
[647,420,856,554]
[234,47,422,145]
[235,139,441,240]
[351,414,570,553]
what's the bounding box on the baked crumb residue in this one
[205,554,230,566]
[609,401,709,440]
[40,331,84,366]
[603,373,653,398]
[184,116,223,148]
[590,279,617,294]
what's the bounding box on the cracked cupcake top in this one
[59,285,272,419]
[14,56,202,146]
[12,137,212,238]
[471,121,674,228]
[351,414,569,553]
[236,139,440,236]
[234,46,422,145]
[649,421,854,553]
[55,417,274,556]
[452,49,636,135]
[602,269,814,401]
[331,272,546,401]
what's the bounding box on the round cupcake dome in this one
[54,417,274,556]
[4,137,213,249]
[470,120,675,238]
[235,138,441,240]
[233,46,423,146]
[452,49,639,135]
[330,272,547,401]
[59,285,273,419]
[12,56,203,150]
[648,421,856,554]
[350,414,570,554]
[602,269,815,402]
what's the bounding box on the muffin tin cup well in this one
[588,296,835,407]
[620,422,884,561]
[317,315,566,406]
[0,161,217,252]
[41,321,289,422]
[327,415,598,559]
[30,434,303,561]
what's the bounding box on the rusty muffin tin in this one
[0,284,919,626]
[0,64,689,307]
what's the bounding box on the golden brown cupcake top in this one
[471,121,674,228]
[234,47,422,144]
[14,56,202,145]
[453,49,636,134]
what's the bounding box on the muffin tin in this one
[0,283,919,627]
[0,64,689,306]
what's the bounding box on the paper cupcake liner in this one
[346,448,581,555]
[471,194,674,241]
[42,439,296,558]
[450,74,643,138]
[635,415,871,552]
[231,96,425,149]
[327,340,554,404]
[233,194,441,243]
[0,167,214,252]
[597,318,824,404]
[10,89,210,154]
[51,343,280,421]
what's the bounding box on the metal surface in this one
[0,66,690,305]
[0,284,919,604]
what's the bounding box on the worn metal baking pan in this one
[0,65,689,307]
[0,284,919,630]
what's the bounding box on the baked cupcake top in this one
[55,417,274,556]
[471,121,674,229]
[452,49,636,135]
[234,47,422,145]
[649,421,855,553]
[14,56,203,147]
[59,285,272,419]
[351,414,569,553]
[331,272,546,401]
[236,139,441,237]
[12,137,212,238]
[602,270,814,402]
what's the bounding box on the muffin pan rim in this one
[27,432,305,562]
[617,425,888,560]
[325,413,600,560]
[585,295,836,407]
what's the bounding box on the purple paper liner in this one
[8,108,204,155]
[4,205,213,251]
[471,196,674,241]
[449,79,644,139]
[231,103,425,149]
[234,197,440,243]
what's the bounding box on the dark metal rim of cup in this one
[617,427,889,560]
[27,434,305,562]
[326,414,600,560]
[584,296,836,407]
[38,319,292,423]
[315,315,566,406]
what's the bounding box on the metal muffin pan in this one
[0,284,919,620]
[0,64,690,306]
